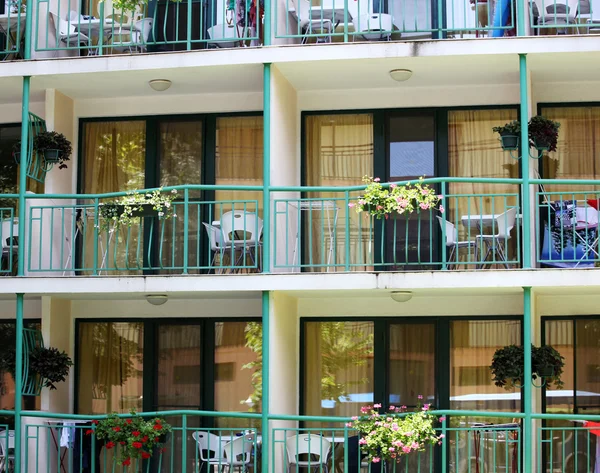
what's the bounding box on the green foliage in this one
[241,322,262,411]
[351,176,442,219]
[349,403,441,464]
[98,188,178,231]
[492,120,521,136]
[0,346,73,390]
[14,132,72,170]
[94,411,172,465]
[490,344,564,390]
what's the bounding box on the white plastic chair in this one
[133,17,153,52]
[207,23,246,48]
[355,13,394,40]
[436,216,476,270]
[222,435,255,472]
[202,222,234,273]
[50,12,91,52]
[192,431,226,473]
[475,207,517,269]
[290,0,334,43]
[0,430,15,473]
[219,211,263,271]
[285,433,331,473]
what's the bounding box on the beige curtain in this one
[304,321,374,423]
[388,323,435,407]
[305,114,373,271]
[540,106,600,196]
[81,121,146,273]
[215,116,263,218]
[77,322,144,415]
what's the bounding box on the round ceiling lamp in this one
[148,79,172,92]
[389,69,413,82]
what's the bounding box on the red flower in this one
[155,419,162,424]
[113,427,121,432]
[154,437,160,442]
[159,448,166,453]
[119,441,126,445]
[141,452,151,459]
[153,424,162,431]
[126,419,132,424]
[105,442,115,449]
[132,442,143,449]
[132,431,140,437]
[85,429,94,436]
[91,420,99,425]
[122,459,131,466]
[142,436,148,443]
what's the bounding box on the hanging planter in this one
[42,149,63,164]
[528,116,560,154]
[490,344,565,390]
[492,120,521,151]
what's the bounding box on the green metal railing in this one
[272,179,521,272]
[0,0,25,59]
[535,187,600,268]
[0,198,17,276]
[24,187,263,274]
[34,0,260,55]
[530,0,598,35]
[274,0,515,43]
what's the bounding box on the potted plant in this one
[348,400,442,465]
[12,131,72,170]
[492,120,521,151]
[0,346,73,392]
[98,188,178,232]
[528,115,560,152]
[93,411,172,466]
[350,176,442,220]
[490,344,565,390]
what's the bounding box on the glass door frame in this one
[76,111,262,274]
[74,316,261,423]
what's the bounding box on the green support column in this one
[516,0,526,35]
[523,287,533,473]
[13,294,24,473]
[262,63,271,274]
[519,53,531,269]
[263,0,271,45]
[261,292,270,473]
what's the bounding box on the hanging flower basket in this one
[42,149,63,164]
[500,133,519,151]
[492,121,521,151]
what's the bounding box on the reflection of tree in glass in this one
[158,124,203,187]
[241,322,262,412]
[320,322,373,401]
[91,323,143,400]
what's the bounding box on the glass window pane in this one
[77,322,143,414]
[388,323,435,407]
[304,114,374,272]
[303,321,374,418]
[575,319,600,412]
[214,321,262,428]
[214,116,263,220]
[546,319,574,413]
[450,320,521,415]
[156,324,202,409]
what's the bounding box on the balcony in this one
[0,0,596,61]
[1,178,600,276]
[1,410,597,472]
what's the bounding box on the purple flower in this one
[359,438,367,445]
[373,178,381,182]
[389,447,395,452]
[417,395,424,400]
[348,203,356,208]
[422,404,430,411]
[372,457,381,463]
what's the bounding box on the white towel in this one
[59,423,74,448]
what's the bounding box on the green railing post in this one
[98,1,105,56]
[343,0,349,42]
[516,0,526,36]
[441,417,447,473]
[183,187,189,274]
[22,0,32,59]
[14,294,24,473]
[519,53,531,269]
[344,191,350,271]
[181,414,187,473]
[262,64,271,274]
[186,0,192,50]
[261,291,270,473]
[523,286,533,473]
[263,0,271,45]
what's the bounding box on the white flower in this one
[158,212,164,217]
[171,189,178,194]
[165,202,171,208]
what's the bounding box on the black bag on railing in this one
[73,422,102,473]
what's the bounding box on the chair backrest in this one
[1,219,17,250]
[220,211,262,245]
[289,0,310,28]
[545,2,570,13]
[0,430,15,455]
[69,10,81,22]
[285,433,331,465]
[222,435,254,464]
[50,12,75,37]
[436,216,457,245]
[134,17,152,42]
[495,207,517,238]
[202,222,227,251]
[192,431,224,462]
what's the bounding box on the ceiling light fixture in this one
[146,294,168,306]
[390,291,413,303]
[148,79,172,92]
[389,69,413,82]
